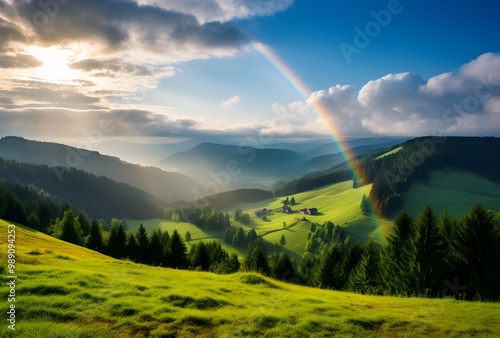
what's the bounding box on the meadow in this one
[404,170,500,218]
[2,220,500,337]
[126,180,393,261]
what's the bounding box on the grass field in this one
[127,180,392,260]
[404,170,500,218]
[2,220,500,337]
[375,146,403,160]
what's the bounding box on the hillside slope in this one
[0,136,195,201]
[0,158,165,220]
[404,170,500,217]
[2,220,500,337]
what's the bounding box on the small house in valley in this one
[300,208,318,215]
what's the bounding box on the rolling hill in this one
[2,219,499,337]
[159,142,307,186]
[304,137,408,158]
[0,136,196,201]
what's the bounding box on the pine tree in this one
[381,211,417,295]
[224,212,231,228]
[247,229,257,246]
[279,234,286,246]
[342,244,364,284]
[273,252,294,280]
[192,242,211,271]
[77,212,90,237]
[57,209,83,246]
[149,230,165,266]
[185,231,191,242]
[234,209,242,222]
[315,245,344,289]
[2,192,28,225]
[169,230,188,269]
[298,253,319,286]
[244,245,270,276]
[228,253,240,273]
[126,233,138,261]
[86,220,104,253]
[107,223,127,258]
[348,241,382,294]
[37,200,52,232]
[224,228,232,244]
[136,224,150,264]
[235,227,245,247]
[451,204,500,299]
[413,206,445,296]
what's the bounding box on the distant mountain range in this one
[0,136,196,202]
[159,143,306,187]
[158,139,406,186]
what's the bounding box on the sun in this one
[26,46,81,84]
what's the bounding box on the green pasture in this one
[404,170,500,218]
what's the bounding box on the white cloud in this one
[221,95,241,108]
[272,53,500,137]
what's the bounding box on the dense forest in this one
[298,204,500,300]
[0,158,164,221]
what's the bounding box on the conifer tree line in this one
[297,204,500,300]
[164,205,232,230]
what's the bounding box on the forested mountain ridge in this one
[365,136,500,217]
[0,158,164,222]
[0,136,196,201]
[273,136,500,218]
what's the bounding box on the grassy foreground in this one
[2,220,500,337]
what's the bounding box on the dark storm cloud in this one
[15,0,249,54]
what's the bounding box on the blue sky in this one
[0,0,499,144]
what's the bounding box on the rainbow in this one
[252,42,369,187]
[252,42,387,237]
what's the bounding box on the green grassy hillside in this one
[375,146,403,160]
[234,181,392,251]
[127,180,393,260]
[404,170,500,218]
[2,220,500,337]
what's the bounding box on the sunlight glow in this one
[25,46,81,84]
